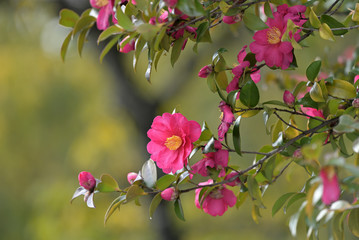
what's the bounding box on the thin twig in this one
[273,111,306,133]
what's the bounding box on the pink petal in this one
[96,3,112,30]
[237,45,248,63]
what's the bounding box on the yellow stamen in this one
[165,135,182,150]
[267,27,281,44]
[96,0,109,7]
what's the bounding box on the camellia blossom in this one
[195,179,237,216]
[320,166,340,205]
[276,4,306,26]
[161,187,177,201]
[218,101,235,141]
[198,65,213,78]
[249,12,294,69]
[90,0,116,30]
[119,36,135,53]
[147,113,201,174]
[226,45,261,93]
[191,140,228,177]
[71,171,100,208]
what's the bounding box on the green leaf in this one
[272,192,296,217]
[98,25,124,43]
[251,204,261,224]
[309,7,321,28]
[59,9,79,28]
[207,73,217,93]
[306,60,321,82]
[203,137,216,154]
[141,159,157,188]
[149,193,162,219]
[247,175,264,208]
[196,22,212,43]
[97,174,121,192]
[319,23,335,41]
[232,117,242,156]
[73,15,96,36]
[243,13,268,31]
[171,38,185,67]
[320,15,348,36]
[215,71,228,90]
[334,114,359,133]
[262,100,288,108]
[137,23,160,41]
[285,193,306,213]
[99,35,121,63]
[198,121,213,142]
[176,0,205,17]
[156,175,176,191]
[104,195,126,224]
[78,27,90,57]
[348,208,359,237]
[332,212,344,240]
[326,79,356,99]
[264,2,273,18]
[293,81,307,98]
[154,27,167,51]
[240,79,260,107]
[116,6,135,31]
[133,36,146,71]
[61,31,73,61]
[310,82,325,102]
[174,198,185,221]
[126,185,145,202]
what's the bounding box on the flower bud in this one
[149,17,156,25]
[283,90,295,107]
[127,172,138,184]
[293,148,302,158]
[223,15,242,24]
[78,171,96,191]
[225,172,241,186]
[198,65,213,78]
[161,187,177,201]
[353,98,359,108]
[119,36,135,53]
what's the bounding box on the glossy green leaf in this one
[310,82,325,102]
[126,185,145,202]
[348,208,359,237]
[77,27,90,57]
[156,175,176,191]
[272,192,296,217]
[251,204,261,224]
[207,73,217,93]
[203,137,216,154]
[198,121,213,142]
[285,193,306,213]
[320,15,348,36]
[116,6,135,31]
[215,71,228,90]
[154,27,167,51]
[319,23,335,41]
[232,116,242,156]
[149,193,162,219]
[97,174,121,192]
[59,9,79,28]
[61,31,73,61]
[100,35,121,63]
[326,79,356,99]
[353,3,359,21]
[264,2,273,18]
[243,13,268,31]
[240,79,259,108]
[176,0,205,17]
[104,195,126,224]
[133,36,146,71]
[196,22,212,43]
[137,23,160,41]
[174,198,185,221]
[332,212,344,240]
[73,15,96,36]
[247,175,264,208]
[171,38,185,67]
[293,81,307,98]
[141,159,157,188]
[98,25,124,43]
[334,115,359,133]
[306,60,321,82]
[309,7,321,28]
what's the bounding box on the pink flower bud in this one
[293,149,302,158]
[119,36,135,53]
[353,98,359,108]
[223,15,241,24]
[283,90,295,107]
[127,172,138,184]
[78,171,96,191]
[163,0,177,8]
[149,17,156,25]
[161,187,177,201]
[198,65,213,78]
[225,172,241,186]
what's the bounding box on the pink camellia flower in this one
[300,106,325,119]
[276,4,306,26]
[218,101,235,141]
[72,171,100,208]
[191,140,228,177]
[223,14,242,24]
[195,179,237,216]
[163,0,177,8]
[249,12,294,69]
[161,187,178,201]
[119,36,135,53]
[127,172,138,184]
[90,0,116,30]
[147,113,201,174]
[225,171,241,187]
[226,45,261,93]
[198,65,213,78]
[283,90,295,107]
[78,171,97,190]
[320,166,340,205]
[158,11,169,23]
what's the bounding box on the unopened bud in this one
[161,187,178,201]
[283,90,295,107]
[127,172,138,184]
[222,14,242,24]
[78,171,96,191]
[198,65,213,78]
[353,98,359,108]
[225,172,241,187]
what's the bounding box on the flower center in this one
[96,0,109,7]
[209,188,223,199]
[267,27,281,44]
[165,135,182,150]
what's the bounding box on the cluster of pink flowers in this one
[250,4,306,69]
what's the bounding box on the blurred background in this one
[1,0,359,239]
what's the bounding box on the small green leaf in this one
[154,27,167,51]
[133,36,146,71]
[99,35,121,63]
[61,31,73,61]
[334,115,359,133]
[207,73,217,93]
[285,193,306,213]
[78,27,90,57]
[319,23,335,41]
[232,117,242,156]
[137,23,160,41]
[306,60,321,82]
[332,212,344,240]
[98,25,124,43]
[149,193,162,219]
[309,7,321,28]
[116,6,134,30]
[176,0,205,17]
[97,174,121,192]
[247,175,264,208]
[320,15,348,36]
[203,137,216,154]
[174,198,185,221]
[156,175,176,191]
[215,71,228,90]
[73,15,96,36]
[243,13,268,31]
[240,79,260,108]
[171,38,185,67]
[126,185,145,202]
[310,82,325,102]
[262,100,288,108]
[348,208,359,237]
[264,2,273,18]
[272,192,296,217]
[326,79,356,99]
[104,195,126,224]
[59,9,79,28]
[251,204,261,224]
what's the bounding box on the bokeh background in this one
[1,0,359,239]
